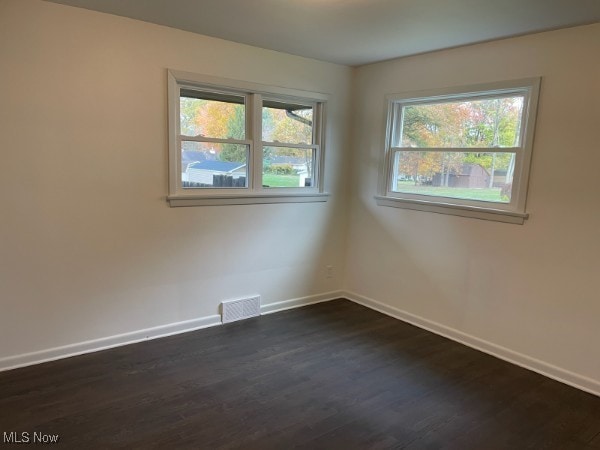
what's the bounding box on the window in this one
[167,70,328,206]
[376,78,540,224]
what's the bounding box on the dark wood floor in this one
[1,299,599,449]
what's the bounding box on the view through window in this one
[392,95,524,203]
[177,90,320,191]
[378,79,540,223]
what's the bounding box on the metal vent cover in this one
[221,295,261,323]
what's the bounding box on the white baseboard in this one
[5,289,596,399]
[0,291,345,373]
[343,291,600,398]
[0,314,222,373]
[260,290,344,315]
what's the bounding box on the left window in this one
[167,70,328,207]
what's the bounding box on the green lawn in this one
[262,174,301,188]
[396,181,507,203]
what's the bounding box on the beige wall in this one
[346,24,600,384]
[0,0,351,358]
[1,0,599,391]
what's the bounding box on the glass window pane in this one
[180,90,245,140]
[392,151,515,203]
[181,141,248,188]
[397,96,524,148]
[263,146,314,188]
[262,101,313,145]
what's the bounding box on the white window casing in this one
[376,78,541,224]
[167,70,329,207]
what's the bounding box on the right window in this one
[379,78,540,224]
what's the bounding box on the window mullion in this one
[390,147,521,154]
[250,93,263,191]
[315,102,325,190]
[179,136,252,145]
[387,147,398,194]
[168,70,329,203]
[392,103,403,147]
[261,142,316,149]
[399,90,528,108]
[380,78,540,221]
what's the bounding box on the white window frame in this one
[167,70,329,207]
[376,78,541,224]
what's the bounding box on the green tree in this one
[271,109,312,144]
[180,98,202,135]
[398,97,522,186]
[268,108,314,177]
[219,107,246,163]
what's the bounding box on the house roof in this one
[182,150,208,164]
[187,160,246,173]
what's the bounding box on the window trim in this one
[167,70,329,207]
[377,78,541,224]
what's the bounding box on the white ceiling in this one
[46,0,600,66]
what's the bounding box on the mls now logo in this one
[3,431,60,444]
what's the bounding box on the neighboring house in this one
[298,170,311,187]
[181,149,218,170]
[185,160,246,185]
[432,164,490,188]
[492,169,508,188]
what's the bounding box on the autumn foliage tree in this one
[398,97,522,187]
[180,97,246,163]
[267,107,314,176]
[180,98,314,170]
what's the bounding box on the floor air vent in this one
[221,295,261,323]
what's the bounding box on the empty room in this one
[1,0,599,447]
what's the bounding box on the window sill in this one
[168,192,330,207]
[374,195,528,224]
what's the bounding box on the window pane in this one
[398,96,524,148]
[262,101,313,145]
[180,91,245,140]
[263,146,314,188]
[181,141,248,188]
[392,151,515,203]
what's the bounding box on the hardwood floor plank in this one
[1,299,598,449]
